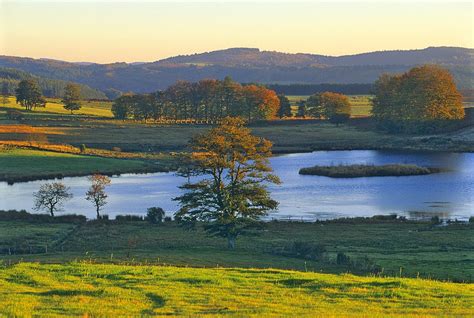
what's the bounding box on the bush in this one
[0,210,86,223]
[273,241,326,260]
[115,214,144,222]
[164,216,172,222]
[146,207,165,224]
[336,252,351,265]
[469,216,474,223]
[79,144,87,153]
[431,216,441,225]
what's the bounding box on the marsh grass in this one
[299,164,442,178]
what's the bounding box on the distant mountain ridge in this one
[0,46,472,96]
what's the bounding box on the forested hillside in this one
[0,67,107,99]
[0,46,472,94]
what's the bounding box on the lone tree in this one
[146,207,165,224]
[174,117,281,249]
[15,79,46,111]
[86,174,111,219]
[277,94,292,118]
[33,182,73,216]
[372,65,464,131]
[62,83,82,114]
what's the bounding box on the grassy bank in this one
[1,216,472,282]
[1,262,472,317]
[299,164,442,178]
[0,147,175,183]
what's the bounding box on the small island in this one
[299,164,443,178]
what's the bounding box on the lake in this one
[1,150,473,221]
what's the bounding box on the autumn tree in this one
[62,83,82,114]
[320,92,351,124]
[15,79,46,111]
[277,94,292,118]
[174,117,281,249]
[111,78,281,123]
[372,65,464,132]
[33,182,73,216]
[86,174,111,219]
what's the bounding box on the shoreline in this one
[2,146,473,184]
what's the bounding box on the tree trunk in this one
[227,235,236,250]
[50,209,55,217]
[96,207,100,219]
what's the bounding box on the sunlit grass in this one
[1,96,112,117]
[0,262,472,317]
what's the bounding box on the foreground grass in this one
[0,262,472,317]
[1,219,473,282]
[299,164,442,178]
[0,147,170,183]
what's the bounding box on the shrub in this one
[0,210,86,223]
[164,216,172,222]
[273,241,326,260]
[431,216,441,225]
[115,215,144,222]
[336,252,351,265]
[469,216,474,224]
[79,144,87,153]
[146,207,165,224]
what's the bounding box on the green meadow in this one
[0,147,168,183]
[1,262,472,317]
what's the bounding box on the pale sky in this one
[1,0,472,63]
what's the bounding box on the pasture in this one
[1,219,472,282]
[0,147,172,183]
[0,262,472,317]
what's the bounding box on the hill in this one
[0,263,472,317]
[0,47,472,94]
[0,67,107,99]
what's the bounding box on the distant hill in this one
[0,67,107,99]
[0,47,472,95]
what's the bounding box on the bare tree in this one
[33,182,73,216]
[85,174,111,219]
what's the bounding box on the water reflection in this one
[1,151,473,220]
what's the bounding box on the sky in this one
[0,0,472,63]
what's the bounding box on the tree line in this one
[111,77,280,122]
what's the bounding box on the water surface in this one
[1,150,473,220]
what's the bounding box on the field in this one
[0,147,174,183]
[1,219,473,282]
[1,262,472,317]
[1,96,113,117]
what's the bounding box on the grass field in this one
[0,147,171,183]
[1,96,113,117]
[1,262,472,317]
[1,219,472,282]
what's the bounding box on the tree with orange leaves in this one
[174,117,281,249]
